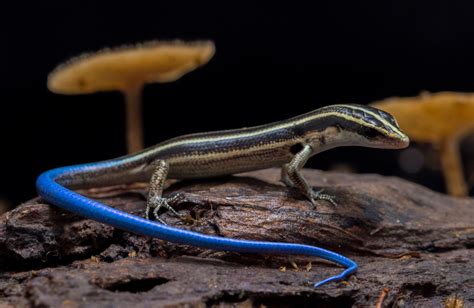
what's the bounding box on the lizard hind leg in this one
[145,160,184,223]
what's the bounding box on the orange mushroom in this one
[48,40,215,153]
[372,91,474,197]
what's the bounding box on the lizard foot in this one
[145,193,185,224]
[310,189,337,207]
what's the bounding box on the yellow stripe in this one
[134,105,399,160]
[335,104,404,136]
[166,138,290,164]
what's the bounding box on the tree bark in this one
[0,169,473,307]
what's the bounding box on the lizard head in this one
[301,104,409,150]
[327,104,410,149]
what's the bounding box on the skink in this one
[36,104,409,287]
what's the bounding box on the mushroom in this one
[371,91,474,197]
[48,40,215,153]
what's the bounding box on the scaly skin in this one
[36,104,409,287]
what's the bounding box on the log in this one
[0,169,472,307]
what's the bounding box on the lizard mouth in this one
[385,134,410,149]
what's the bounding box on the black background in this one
[2,2,474,206]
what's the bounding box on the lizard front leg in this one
[281,144,337,207]
[146,160,184,224]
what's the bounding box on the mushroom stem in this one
[439,138,468,197]
[123,85,144,153]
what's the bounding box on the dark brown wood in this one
[0,169,473,307]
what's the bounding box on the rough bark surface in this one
[0,169,473,307]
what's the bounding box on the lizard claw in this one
[310,189,337,207]
[145,193,185,223]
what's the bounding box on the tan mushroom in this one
[371,91,474,197]
[48,40,215,153]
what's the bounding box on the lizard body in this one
[36,104,408,287]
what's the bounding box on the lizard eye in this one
[363,127,379,139]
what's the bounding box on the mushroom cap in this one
[371,92,474,143]
[48,40,215,94]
